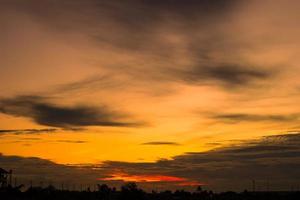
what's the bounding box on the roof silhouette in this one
[0,168,9,174]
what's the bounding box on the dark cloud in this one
[0,153,103,188]
[50,63,273,97]
[0,95,142,128]
[0,128,57,135]
[213,113,300,123]
[0,0,287,105]
[101,133,300,191]
[1,0,238,37]
[2,133,300,191]
[1,0,266,91]
[141,141,180,146]
[89,0,239,51]
[0,153,183,191]
[171,64,272,88]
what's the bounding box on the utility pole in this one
[252,180,256,192]
[9,170,12,186]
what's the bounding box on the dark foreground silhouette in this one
[1,183,300,200]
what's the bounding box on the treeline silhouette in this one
[1,183,300,200]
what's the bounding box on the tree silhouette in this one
[121,182,145,200]
[97,184,111,200]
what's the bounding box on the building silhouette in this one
[0,168,12,188]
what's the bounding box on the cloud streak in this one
[0,95,142,128]
[170,63,272,88]
[0,128,57,135]
[141,141,180,146]
[212,113,300,123]
[55,140,87,144]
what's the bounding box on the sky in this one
[1,0,300,191]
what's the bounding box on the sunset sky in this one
[1,0,300,191]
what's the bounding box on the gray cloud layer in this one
[102,133,300,191]
[0,153,101,188]
[2,133,300,191]
[0,95,141,128]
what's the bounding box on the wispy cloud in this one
[141,141,180,146]
[1,0,275,95]
[178,64,272,87]
[212,113,300,123]
[0,128,57,135]
[55,140,87,144]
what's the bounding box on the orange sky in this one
[1,0,300,191]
